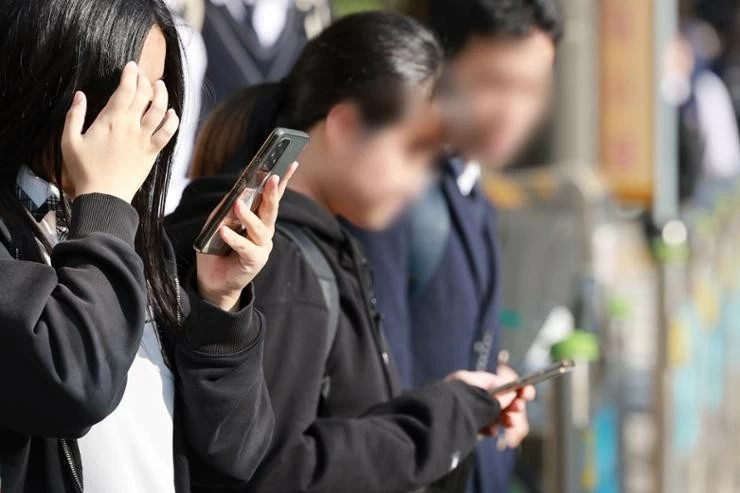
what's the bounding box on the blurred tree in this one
[332,0,390,16]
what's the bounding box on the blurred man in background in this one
[346,1,562,492]
[200,0,332,119]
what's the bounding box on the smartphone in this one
[491,359,575,395]
[194,128,309,256]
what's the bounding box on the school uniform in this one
[345,157,516,493]
[0,168,273,493]
[166,177,503,493]
[200,0,332,119]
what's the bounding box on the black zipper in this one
[60,439,83,492]
[345,236,395,394]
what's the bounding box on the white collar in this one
[456,161,481,196]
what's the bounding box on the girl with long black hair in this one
[0,1,280,491]
[168,11,533,493]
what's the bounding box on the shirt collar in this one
[16,166,60,211]
[456,161,481,197]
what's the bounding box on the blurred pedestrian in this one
[200,0,332,119]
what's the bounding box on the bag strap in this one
[408,185,451,300]
[0,217,16,257]
[276,222,340,362]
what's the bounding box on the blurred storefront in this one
[485,1,740,493]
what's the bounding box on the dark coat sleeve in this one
[249,237,501,493]
[172,275,274,490]
[0,194,147,438]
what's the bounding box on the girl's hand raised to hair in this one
[196,163,299,312]
[61,61,180,203]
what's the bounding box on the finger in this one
[141,80,168,132]
[234,201,270,246]
[219,225,263,260]
[505,399,526,413]
[503,414,517,428]
[480,424,498,437]
[278,162,299,199]
[104,61,139,113]
[62,92,87,145]
[496,364,519,381]
[496,390,517,410]
[257,175,281,230]
[130,70,153,116]
[518,385,536,402]
[151,109,180,150]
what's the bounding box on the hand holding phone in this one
[195,162,298,311]
[194,128,309,255]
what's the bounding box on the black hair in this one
[199,10,445,176]
[403,0,563,59]
[0,0,184,330]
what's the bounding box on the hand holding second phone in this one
[446,370,535,439]
[480,365,535,445]
[61,61,180,203]
[197,164,298,312]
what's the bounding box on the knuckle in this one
[151,98,166,112]
[120,84,135,99]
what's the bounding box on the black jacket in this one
[0,193,273,492]
[167,178,502,493]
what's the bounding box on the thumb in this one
[63,91,87,144]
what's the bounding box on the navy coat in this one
[346,159,515,493]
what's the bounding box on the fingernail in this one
[73,91,83,104]
[126,61,137,69]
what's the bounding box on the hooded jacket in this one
[166,177,502,493]
[0,193,273,493]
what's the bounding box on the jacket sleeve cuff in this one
[68,193,139,245]
[182,275,263,356]
[446,380,502,428]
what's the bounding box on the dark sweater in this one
[166,178,502,493]
[0,193,273,492]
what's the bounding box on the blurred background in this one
[180,0,740,492]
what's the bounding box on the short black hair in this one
[404,0,563,58]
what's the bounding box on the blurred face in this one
[138,27,167,82]
[326,96,444,230]
[447,30,556,168]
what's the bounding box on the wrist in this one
[197,282,241,313]
[74,187,135,204]
[72,178,137,203]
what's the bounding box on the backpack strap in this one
[0,217,16,258]
[408,185,451,300]
[276,222,340,363]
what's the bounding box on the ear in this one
[325,101,363,154]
